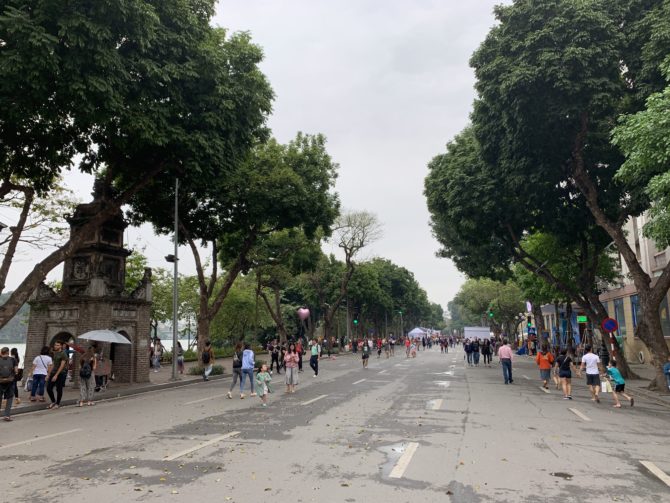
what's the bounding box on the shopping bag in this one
[601,379,612,393]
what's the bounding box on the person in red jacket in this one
[536,344,555,389]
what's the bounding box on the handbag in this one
[24,377,33,392]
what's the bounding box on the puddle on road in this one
[378,443,407,478]
[550,472,573,480]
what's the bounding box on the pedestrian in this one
[498,338,514,384]
[10,348,22,405]
[227,342,244,399]
[0,347,18,421]
[606,361,634,408]
[153,338,164,372]
[29,346,51,403]
[78,347,97,407]
[176,342,185,374]
[389,334,395,356]
[202,340,214,381]
[362,339,371,368]
[296,339,304,372]
[664,355,670,391]
[598,343,610,368]
[464,339,473,366]
[376,338,382,358]
[255,363,272,407]
[47,340,68,410]
[481,339,492,367]
[404,337,411,358]
[580,344,602,403]
[240,342,256,398]
[472,339,481,366]
[269,340,281,374]
[279,343,287,372]
[309,338,320,377]
[284,342,299,393]
[556,348,578,399]
[535,344,554,389]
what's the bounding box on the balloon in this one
[297,308,310,320]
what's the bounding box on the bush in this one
[188,364,225,376]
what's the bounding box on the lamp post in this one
[165,178,179,381]
[398,310,403,339]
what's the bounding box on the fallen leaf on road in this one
[264,488,271,491]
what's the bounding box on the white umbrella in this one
[78,330,131,344]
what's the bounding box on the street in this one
[2,347,670,502]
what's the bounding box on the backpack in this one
[202,350,211,364]
[0,356,15,383]
[80,360,92,379]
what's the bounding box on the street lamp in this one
[398,310,403,338]
[165,178,179,381]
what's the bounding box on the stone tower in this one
[25,182,152,383]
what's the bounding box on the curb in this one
[630,386,670,408]
[7,372,231,417]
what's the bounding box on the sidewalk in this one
[3,351,351,416]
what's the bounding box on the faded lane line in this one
[379,369,388,374]
[301,394,328,406]
[0,429,82,451]
[522,375,530,380]
[185,393,229,405]
[165,431,240,461]
[539,387,550,394]
[339,363,347,367]
[353,379,367,385]
[640,461,670,487]
[389,442,420,479]
[428,399,443,411]
[568,408,591,422]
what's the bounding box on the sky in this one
[4,0,504,311]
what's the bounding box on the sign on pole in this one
[601,317,619,333]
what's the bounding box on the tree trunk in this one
[637,294,670,391]
[532,303,545,341]
[197,314,210,354]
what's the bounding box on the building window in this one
[614,298,627,339]
[631,294,639,330]
[660,296,670,338]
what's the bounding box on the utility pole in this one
[170,178,179,381]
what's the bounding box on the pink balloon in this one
[297,308,310,320]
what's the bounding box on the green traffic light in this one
[353,319,358,325]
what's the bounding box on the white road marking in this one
[165,431,240,461]
[428,399,444,411]
[433,381,451,388]
[301,394,328,406]
[568,408,591,422]
[522,375,530,380]
[185,393,229,405]
[379,369,388,374]
[339,363,347,367]
[389,442,420,479]
[0,429,82,451]
[539,387,550,394]
[353,379,367,385]
[640,461,670,487]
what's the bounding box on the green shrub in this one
[188,364,225,376]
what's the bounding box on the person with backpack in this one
[78,347,97,407]
[240,342,256,398]
[0,347,18,421]
[228,342,244,399]
[535,344,555,389]
[202,341,214,382]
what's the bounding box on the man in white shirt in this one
[580,344,602,403]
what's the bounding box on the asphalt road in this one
[2,347,670,502]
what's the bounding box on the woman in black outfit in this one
[10,348,21,405]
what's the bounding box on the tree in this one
[320,211,382,341]
[468,0,669,386]
[0,1,272,331]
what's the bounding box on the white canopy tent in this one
[408,327,427,338]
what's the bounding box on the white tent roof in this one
[408,327,427,337]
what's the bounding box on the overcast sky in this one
[4,0,504,311]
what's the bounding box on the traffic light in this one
[527,315,532,328]
[488,310,494,318]
[353,313,359,325]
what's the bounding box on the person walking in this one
[405,337,411,358]
[202,341,214,381]
[255,363,272,407]
[152,338,164,372]
[296,340,304,372]
[498,338,514,384]
[556,349,578,399]
[29,346,52,402]
[664,355,670,391]
[606,361,634,408]
[227,342,244,399]
[10,348,22,405]
[362,339,371,368]
[240,342,256,398]
[78,347,97,407]
[481,339,492,367]
[535,344,554,389]
[309,338,321,377]
[472,339,481,367]
[269,341,281,374]
[284,342,299,393]
[580,344,602,404]
[0,347,18,421]
[176,342,185,374]
[464,339,473,366]
[47,341,68,409]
